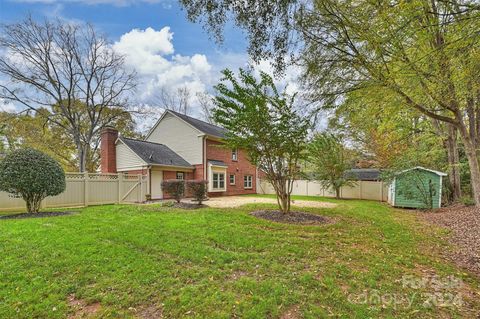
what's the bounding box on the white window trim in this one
[244,175,253,189]
[212,172,226,191]
[232,148,238,161]
[208,163,227,192]
[229,174,236,185]
[176,172,185,180]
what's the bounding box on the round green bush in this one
[0,148,66,213]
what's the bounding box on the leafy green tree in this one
[0,148,66,213]
[0,105,138,172]
[0,110,77,170]
[177,1,480,206]
[297,0,480,205]
[308,133,355,199]
[213,68,310,213]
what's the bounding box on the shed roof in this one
[119,137,192,168]
[397,166,447,177]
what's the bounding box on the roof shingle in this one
[120,137,192,168]
[168,110,227,138]
[208,160,228,167]
[346,169,382,181]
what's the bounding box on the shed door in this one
[151,170,163,199]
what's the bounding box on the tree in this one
[297,0,480,205]
[179,0,294,70]
[308,133,355,199]
[0,110,77,170]
[196,92,216,124]
[0,17,137,172]
[0,106,137,171]
[153,86,191,115]
[177,1,480,206]
[213,68,310,213]
[0,148,66,213]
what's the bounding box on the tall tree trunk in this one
[335,187,340,199]
[458,123,480,206]
[77,146,88,173]
[432,119,462,202]
[445,125,461,201]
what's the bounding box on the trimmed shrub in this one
[0,148,66,213]
[161,180,185,203]
[187,180,208,205]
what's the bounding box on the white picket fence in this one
[257,179,388,201]
[0,173,147,212]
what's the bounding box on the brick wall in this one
[162,170,195,181]
[206,139,256,196]
[193,164,205,179]
[100,127,118,173]
[162,170,196,199]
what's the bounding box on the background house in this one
[101,110,257,199]
[345,168,382,181]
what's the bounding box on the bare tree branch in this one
[0,16,137,172]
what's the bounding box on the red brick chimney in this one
[100,126,118,173]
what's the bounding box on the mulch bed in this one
[251,210,331,225]
[423,205,480,277]
[0,211,73,220]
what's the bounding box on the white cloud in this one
[114,26,214,110]
[115,27,174,60]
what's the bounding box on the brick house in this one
[101,110,257,199]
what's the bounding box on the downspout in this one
[147,165,152,196]
[203,136,207,179]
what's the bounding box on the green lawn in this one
[0,195,478,318]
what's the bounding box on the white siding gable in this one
[146,112,203,164]
[116,140,146,171]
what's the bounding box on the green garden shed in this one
[387,167,447,209]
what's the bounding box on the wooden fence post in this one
[84,172,89,207]
[118,173,123,204]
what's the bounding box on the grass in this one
[0,195,479,318]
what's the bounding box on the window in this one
[176,172,185,180]
[244,175,253,189]
[232,149,238,161]
[213,173,225,190]
[229,174,236,185]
